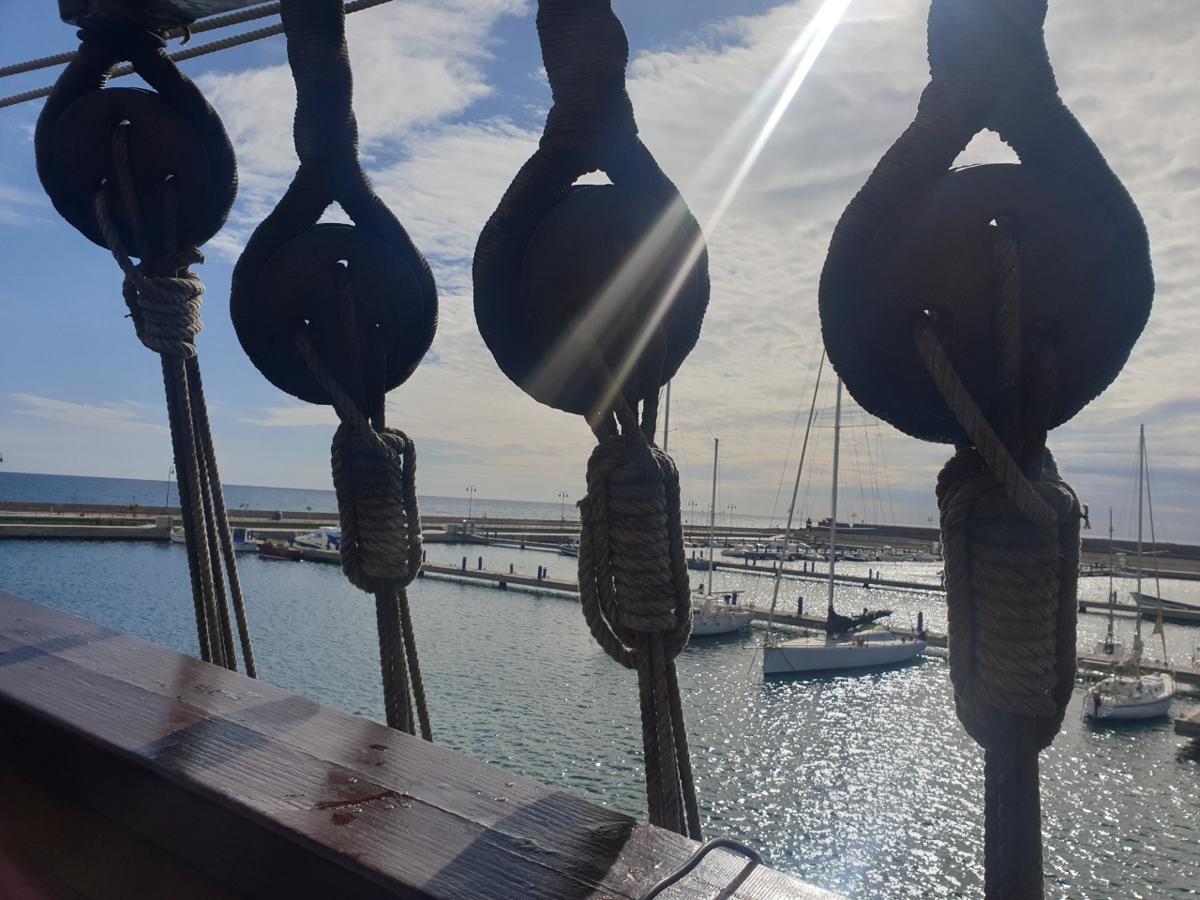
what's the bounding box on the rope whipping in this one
[34,22,255,675]
[0,0,397,110]
[474,0,709,839]
[230,0,437,737]
[819,2,1153,897]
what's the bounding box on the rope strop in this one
[34,21,256,676]
[819,2,1153,897]
[474,0,709,839]
[229,0,437,738]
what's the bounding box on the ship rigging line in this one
[0,0,396,110]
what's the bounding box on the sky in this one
[1,0,1198,541]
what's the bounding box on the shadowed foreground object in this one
[0,592,835,900]
[819,0,1151,897]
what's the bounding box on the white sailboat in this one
[690,436,753,637]
[763,376,925,676]
[1085,426,1175,721]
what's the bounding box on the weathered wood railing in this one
[0,592,835,899]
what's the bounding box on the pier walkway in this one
[685,557,945,594]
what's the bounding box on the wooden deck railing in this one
[0,591,835,899]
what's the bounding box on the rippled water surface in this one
[1,539,1197,898]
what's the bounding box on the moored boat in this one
[691,591,754,637]
[258,540,302,561]
[762,376,925,677]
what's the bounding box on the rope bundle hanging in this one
[34,19,256,676]
[820,2,1152,897]
[474,0,708,839]
[230,0,436,738]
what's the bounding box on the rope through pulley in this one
[474,0,708,839]
[230,0,436,739]
[819,1,1152,897]
[34,19,256,677]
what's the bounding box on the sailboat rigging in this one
[1084,425,1175,721]
[762,377,925,676]
[690,437,754,637]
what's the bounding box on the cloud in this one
[10,393,168,434]
[0,182,47,226]
[239,404,339,428]
[168,0,1200,537]
[197,0,530,259]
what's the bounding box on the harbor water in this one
[2,483,1198,897]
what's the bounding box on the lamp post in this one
[164,464,175,513]
[466,484,477,522]
[557,490,569,524]
[727,503,736,531]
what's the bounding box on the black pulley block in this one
[504,183,707,416]
[820,164,1150,444]
[233,223,432,407]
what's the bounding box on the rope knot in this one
[939,445,1080,750]
[332,423,422,594]
[578,436,691,668]
[122,249,205,358]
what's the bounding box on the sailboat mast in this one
[707,437,718,596]
[766,352,825,621]
[1135,424,1145,643]
[1106,507,1115,650]
[662,381,671,453]
[827,379,843,612]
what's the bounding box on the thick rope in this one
[0,0,400,110]
[295,327,432,741]
[578,417,699,839]
[93,158,255,675]
[917,223,1079,899]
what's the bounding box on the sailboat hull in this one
[1085,674,1175,721]
[763,636,926,676]
[690,609,754,636]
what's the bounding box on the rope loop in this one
[926,0,1055,104]
[231,0,435,406]
[333,423,422,594]
[34,20,236,253]
[579,432,691,669]
[819,0,1152,445]
[538,0,637,153]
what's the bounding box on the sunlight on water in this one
[1,540,1196,897]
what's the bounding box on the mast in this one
[1135,424,1144,648]
[1105,507,1116,653]
[707,437,718,596]
[662,381,671,453]
[765,352,825,625]
[827,379,843,614]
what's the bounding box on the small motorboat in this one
[294,526,342,552]
[258,540,302,561]
[171,525,261,552]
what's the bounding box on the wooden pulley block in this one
[821,164,1151,444]
[233,223,432,408]
[40,88,221,255]
[511,184,707,416]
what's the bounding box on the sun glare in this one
[526,0,856,425]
